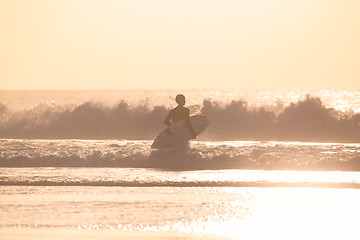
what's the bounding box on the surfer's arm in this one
[164,111,172,126]
[185,110,197,139]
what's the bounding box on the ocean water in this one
[1,89,360,239]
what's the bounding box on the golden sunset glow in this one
[1,2,360,239]
[1,0,360,90]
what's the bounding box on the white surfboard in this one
[151,115,209,149]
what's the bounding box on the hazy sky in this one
[1,0,359,90]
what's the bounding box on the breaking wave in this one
[1,95,360,142]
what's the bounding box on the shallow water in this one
[1,139,360,239]
[1,186,360,239]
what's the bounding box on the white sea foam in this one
[1,139,359,172]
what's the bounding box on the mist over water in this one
[0,90,360,142]
[202,95,360,142]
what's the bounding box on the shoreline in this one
[0,229,225,240]
[1,181,360,189]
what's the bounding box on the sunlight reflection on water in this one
[156,188,360,240]
[2,186,360,240]
[1,89,360,113]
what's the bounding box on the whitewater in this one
[1,89,360,239]
[1,89,360,141]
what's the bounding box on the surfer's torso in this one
[164,106,190,125]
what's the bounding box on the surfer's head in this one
[175,94,186,106]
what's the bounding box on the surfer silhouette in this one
[164,94,197,139]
